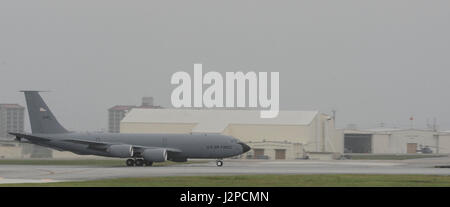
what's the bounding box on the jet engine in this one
[142,148,167,162]
[107,145,133,158]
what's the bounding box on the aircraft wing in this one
[8,132,52,142]
[61,139,111,150]
[61,139,182,153]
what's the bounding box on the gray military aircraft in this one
[9,91,251,167]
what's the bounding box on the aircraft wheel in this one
[135,159,144,166]
[126,159,135,167]
[216,160,223,167]
[144,161,153,166]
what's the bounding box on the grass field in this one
[2,174,450,187]
[0,159,205,166]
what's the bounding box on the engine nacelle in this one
[142,148,167,162]
[107,145,133,158]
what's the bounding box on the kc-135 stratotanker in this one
[9,91,251,167]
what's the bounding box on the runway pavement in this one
[0,157,449,184]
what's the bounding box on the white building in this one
[341,128,450,154]
[120,109,340,160]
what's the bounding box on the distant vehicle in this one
[417,145,433,154]
[255,155,270,159]
[9,91,251,167]
[245,154,270,159]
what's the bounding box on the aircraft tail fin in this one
[21,91,68,134]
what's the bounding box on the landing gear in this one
[126,158,153,167]
[126,159,135,166]
[135,159,144,166]
[216,160,223,167]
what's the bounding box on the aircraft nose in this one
[238,142,251,153]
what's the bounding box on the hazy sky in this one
[1,0,449,131]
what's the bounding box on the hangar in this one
[341,129,450,154]
[437,131,450,154]
[120,109,340,160]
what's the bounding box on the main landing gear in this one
[126,159,134,166]
[126,158,153,167]
[216,159,223,167]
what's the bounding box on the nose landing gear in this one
[216,159,223,167]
